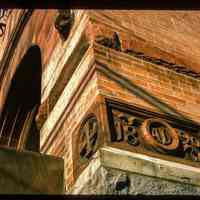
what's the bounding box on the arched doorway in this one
[0,45,42,152]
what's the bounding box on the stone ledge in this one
[100,147,200,187]
[71,146,200,194]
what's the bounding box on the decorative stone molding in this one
[73,113,101,181]
[112,110,139,146]
[95,34,200,79]
[55,10,74,41]
[72,99,200,186]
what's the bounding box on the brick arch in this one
[0,45,42,152]
[0,10,60,117]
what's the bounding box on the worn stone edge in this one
[69,151,101,194]
[100,146,200,187]
[71,146,200,194]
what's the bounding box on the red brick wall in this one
[94,43,200,122]
[41,11,200,192]
[89,11,200,73]
[58,72,98,189]
[2,10,200,193]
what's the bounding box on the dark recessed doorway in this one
[0,45,42,152]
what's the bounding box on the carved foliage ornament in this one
[78,114,99,163]
[110,107,200,162]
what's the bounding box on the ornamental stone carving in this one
[78,114,99,164]
[112,109,139,146]
[107,101,200,163]
[178,130,200,161]
[140,118,179,154]
[95,32,121,51]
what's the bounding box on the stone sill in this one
[71,146,200,194]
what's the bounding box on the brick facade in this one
[0,10,200,194]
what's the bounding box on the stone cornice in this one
[94,38,200,81]
[90,11,200,79]
[93,42,200,83]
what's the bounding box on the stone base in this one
[76,167,200,195]
[0,147,64,194]
[71,147,200,195]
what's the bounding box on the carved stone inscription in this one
[109,107,200,162]
[179,130,200,161]
[112,110,140,146]
[78,114,99,163]
[141,118,180,155]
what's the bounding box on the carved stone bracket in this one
[54,10,74,41]
[107,101,200,163]
[78,114,99,164]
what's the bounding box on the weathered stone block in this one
[71,147,200,195]
[0,147,64,194]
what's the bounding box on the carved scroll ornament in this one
[179,130,200,161]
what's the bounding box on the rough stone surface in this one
[0,147,64,194]
[77,166,200,195]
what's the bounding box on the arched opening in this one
[0,45,42,152]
